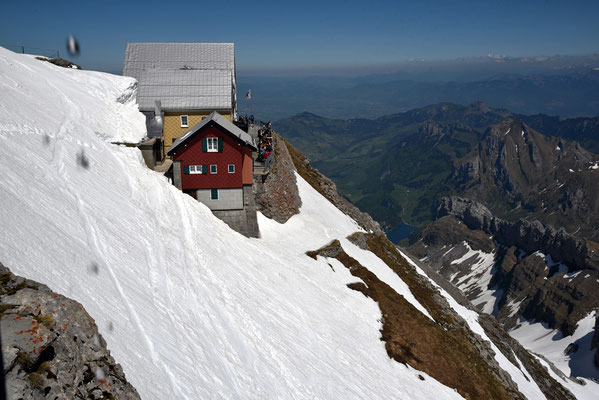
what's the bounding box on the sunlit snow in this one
[0,47,464,399]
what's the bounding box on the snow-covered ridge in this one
[0,47,465,399]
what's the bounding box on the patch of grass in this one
[0,273,11,284]
[16,351,32,369]
[34,314,54,329]
[37,361,51,374]
[28,372,44,389]
[307,236,524,400]
[0,303,16,317]
[0,280,38,296]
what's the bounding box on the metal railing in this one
[1,44,60,58]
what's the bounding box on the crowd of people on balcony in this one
[257,121,273,162]
[238,114,255,125]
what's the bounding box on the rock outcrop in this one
[410,197,599,338]
[438,196,599,273]
[253,133,302,223]
[1,262,140,400]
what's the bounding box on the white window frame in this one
[228,164,235,173]
[210,189,219,200]
[189,165,203,174]
[207,137,218,152]
[180,115,189,128]
[210,165,217,174]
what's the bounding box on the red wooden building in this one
[167,112,256,211]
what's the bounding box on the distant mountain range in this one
[239,68,599,120]
[275,102,599,236]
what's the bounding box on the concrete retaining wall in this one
[211,185,259,238]
[197,188,243,210]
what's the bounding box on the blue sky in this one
[1,0,598,74]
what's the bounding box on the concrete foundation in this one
[211,185,260,238]
[197,188,243,210]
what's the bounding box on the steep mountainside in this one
[455,119,599,241]
[276,103,599,233]
[408,197,599,382]
[2,47,596,399]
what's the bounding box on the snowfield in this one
[0,47,464,399]
[2,46,598,399]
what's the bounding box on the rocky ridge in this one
[308,234,575,400]
[1,262,140,400]
[409,197,599,365]
[437,196,599,273]
[454,119,599,241]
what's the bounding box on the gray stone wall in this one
[197,188,243,210]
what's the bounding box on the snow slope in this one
[511,312,599,382]
[0,47,465,399]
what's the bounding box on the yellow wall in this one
[163,111,232,155]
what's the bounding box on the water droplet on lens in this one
[67,35,80,56]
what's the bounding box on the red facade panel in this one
[171,125,252,190]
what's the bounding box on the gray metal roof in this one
[123,43,235,73]
[123,43,235,112]
[135,69,232,110]
[168,112,256,155]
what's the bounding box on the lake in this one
[386,223,417,244]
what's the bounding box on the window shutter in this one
[202,165,207,174]
[202,138,207,152]
[218,137,223,152]
[183,165,190,174]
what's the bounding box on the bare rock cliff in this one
[1,262,140,400]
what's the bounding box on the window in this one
[189,165,205,174]
[180,115,188,128]
[228,164,235,173]
[210,165,217,174]
[210,189,219,200]
[207,137,218,152]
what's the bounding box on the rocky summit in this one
[453,119,599,242]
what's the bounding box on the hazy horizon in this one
[2,0,598,76]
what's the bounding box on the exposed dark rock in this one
[565,343,579,356]
[454,119,599,242]
[412,199,599,336]
[1,262,140,400]
[437,196,599,273]
[35,57,81,70]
